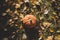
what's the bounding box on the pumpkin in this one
[22,14,37,28]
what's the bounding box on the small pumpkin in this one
[22,14,37,28]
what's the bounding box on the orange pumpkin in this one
[22,14,37,28]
